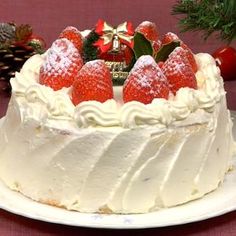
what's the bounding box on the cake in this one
[0,21,234,214]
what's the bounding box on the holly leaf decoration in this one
[133,32,153,59]
[155,41,180,62]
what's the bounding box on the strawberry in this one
[39,38,83,91]
[161,32,198,73]
[59,26,83,54]
[135,21,159,42]
[123,55,169,104]
[71,60,113,105]
[161,32,180,45]
[162,47,197,95]
[152,40,161,54]
[157,61,164,69]
[181,43,198,73]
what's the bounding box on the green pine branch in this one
[172,0,236,43]
[82,30,99,62]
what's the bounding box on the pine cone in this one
[0,23,15,44]
[0,44,36,93]
[0,23,45,94]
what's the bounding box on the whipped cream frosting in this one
[11,53,224,129]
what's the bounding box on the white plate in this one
[0,111,235,229]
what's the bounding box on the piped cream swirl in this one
[74,100,119,127]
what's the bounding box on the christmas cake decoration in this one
[82,20,185,86]
[37,20,197,104]
[83,20,135,85]
[94,19,134,54]
[0,22,46,93]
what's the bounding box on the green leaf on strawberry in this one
[133,32,153,59]
[155,41,180,63]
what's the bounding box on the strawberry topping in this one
[181,43,198,73]
[161,32,198,72]
[157,61,164,69]
[135,21,159,42]
[123,55,169,104]
[161,32,180,45]
[59,26,84,54]
[71,60,113,105]
[162,47,197,95]
[152,40,162,54]
[39,38,83,91]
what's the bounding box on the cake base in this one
[0,97,234,214]
[0,156,235,228]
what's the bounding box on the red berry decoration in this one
[71,60,113,105]
[161,32,198,73]
[212,46,236,81]
[59,26,84,54]
[123,55,169,104]
[136,21,159,42]
[27,34,46,53]
[39,38,83,91]
[162,47,197,95]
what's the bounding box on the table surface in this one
[0,80,235,236]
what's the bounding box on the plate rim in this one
[0,160,235,229]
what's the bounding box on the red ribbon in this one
[94,19,134,54]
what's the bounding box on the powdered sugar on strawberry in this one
[161,32,198,72]
[161,32,180,44]
[39,38,83,91]
[43,38,79,72]
[123,55,169,104]
[162,47,197,94]
[59,26,84,54]
[71,59,113,105]
[136,21,159,42]
[131,55,167,86]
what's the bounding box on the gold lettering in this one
[105,61,129,82]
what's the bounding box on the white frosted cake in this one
[0,22,234,214]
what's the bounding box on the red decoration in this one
[212,46,236,81]
[94,19,134,54]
